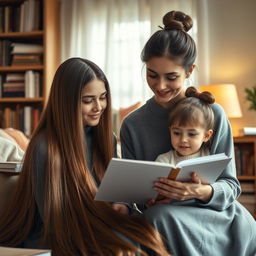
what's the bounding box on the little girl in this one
[156,86,215,164]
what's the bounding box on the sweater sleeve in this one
[113,133,118,158]
[120,119,137,160]
[197,104,241,211]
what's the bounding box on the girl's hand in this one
[153,172,213,203]
[112,203,129,214]
[146,199,156,207]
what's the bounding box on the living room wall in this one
[197,0,256,136]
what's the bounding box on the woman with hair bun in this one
[120,11,256,256]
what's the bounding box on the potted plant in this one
[245,85,256,111]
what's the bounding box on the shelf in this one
[0,97,44,103]
[0,0,24,5]
[238,176,256,181]
[0,0,60,136]
[0,31,44,38]
[234,136,256,142]
[0,65,44,72]
[234,137,256,218]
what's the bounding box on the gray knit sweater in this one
[120,97,240,210]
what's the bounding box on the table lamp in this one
[199,84,242,118]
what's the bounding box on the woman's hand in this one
[146,197,172,207]
[112,203,130,214]
[154,172,213,203]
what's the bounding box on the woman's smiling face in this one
[81,79,107,126]
[146,56,189,107]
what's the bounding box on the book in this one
[95,153,232,204]
[6,73,25,82]
[0,246,51,256]
[240,127,256,136]
[11,43,43,54]
[32,108,40,130]
[0,74,2,97]
[0,162,22,173]
[24,106,32,136]
[25,70,35,98]
[4,107,11,128]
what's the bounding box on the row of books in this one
[234,145,255,176]
[0,106,41,136]
[0,71,42,98]
[0,41,43,66]
[0,0,42,33]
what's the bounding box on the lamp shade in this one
[199,84,242,118]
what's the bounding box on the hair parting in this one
[169,86,215,131]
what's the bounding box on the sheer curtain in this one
[60,0,198,109]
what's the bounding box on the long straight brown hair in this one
[0,58,169,256]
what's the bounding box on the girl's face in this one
[170,121,213,156]
[81,79,107,126]
[146,57,193,107]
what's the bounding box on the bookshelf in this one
[234,136,256,218]
[0,0,60,136]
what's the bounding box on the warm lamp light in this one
[199,84,242,118]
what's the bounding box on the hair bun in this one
[162,11,193,32]
[185,86,215,104]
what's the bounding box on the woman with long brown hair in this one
[0,58,169,256]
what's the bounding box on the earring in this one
[185,75,193,87]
